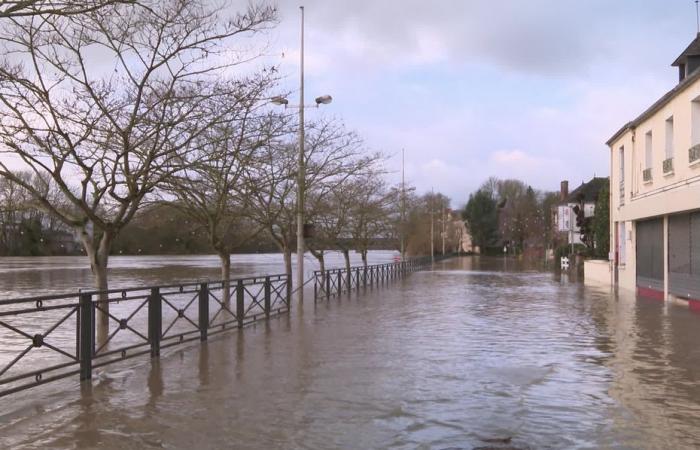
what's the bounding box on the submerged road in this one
[2,257,700,449]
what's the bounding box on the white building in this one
[607,34,700,305]
[554,178,607,246]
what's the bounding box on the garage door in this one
[636,218,664,294]
[669,211,700,300]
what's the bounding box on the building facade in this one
[607,34,700,303]
[554,178,607,247]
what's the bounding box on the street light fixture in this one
[315,95,333,105]
[270,96,289,106]
[270,6,332,304]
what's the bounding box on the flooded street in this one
[2,256,700,449]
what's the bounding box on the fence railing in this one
[313,256,440,301]
[0,274,290,398]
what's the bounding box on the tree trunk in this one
[315,252,325,276]
[283,247,293,299]
[283,247,292,278]
[219,251,231,305]
[361,249,368,267]
[342,248,351,289]
[82,228,112,346]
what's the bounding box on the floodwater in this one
[2,256,700,449]
[0,251,397,298]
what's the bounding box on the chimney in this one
[560,180,569,202]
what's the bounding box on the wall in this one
[584,259,612,286]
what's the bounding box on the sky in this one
[259,0,698,207]
[1,1,696,208]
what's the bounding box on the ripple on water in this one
[3,256,700,449]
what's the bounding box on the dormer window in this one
[672,33,700,83]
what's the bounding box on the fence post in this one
[338,270,343,296]
[79,293,93,381]
[237,280,245,327]
[264,277,271,319]
[326,271,331,300]
[198,283,208,341]
[363,266,368,288]
[148,287,161,357]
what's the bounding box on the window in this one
[619,146,625,181]
[643,132,653,182]
[645,131,653,169]
[692,97,700,146]
[618,222,626,265]
[619,146,625,205]
[665,116,674,159]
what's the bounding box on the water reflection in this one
[3,256,700,449]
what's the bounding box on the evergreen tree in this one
[592,182,610,258]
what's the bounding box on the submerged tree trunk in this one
[282,246,293,299]
[219,251,231,305]
[361,248,368,268]
[342,248,351,289]
[82,228,113,346]
[315,251,325,276]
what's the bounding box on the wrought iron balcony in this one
[663,157,674,174]
[690,144,700,164]
[642,168,652,183]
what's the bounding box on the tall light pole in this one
[400,148,406,260]
[441,206,446,256]
[430,187,435,263]
[271,6,332,303]
[297,5,305,304]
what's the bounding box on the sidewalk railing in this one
[313,255,445,301]
[0,274,290,398]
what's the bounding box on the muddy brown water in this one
[2,256,700,449]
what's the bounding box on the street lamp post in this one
[271,6,332,303]
[430,187,435,263]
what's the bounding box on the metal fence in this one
[313,256,440,301]
[0,274,290,398]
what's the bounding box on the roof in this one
[563,177,608,204]
[672,33,700,66]
[607,34,700,146]
[606,67,700,146]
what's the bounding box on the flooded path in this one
[2,256,700,449]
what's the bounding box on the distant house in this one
[447,210,476,254]
[553,177,608,246]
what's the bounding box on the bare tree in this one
[249,117,376,285]
[0,0,135,18]
[162,77,282,304]
[0,0,277,339]
[348,175,393,266]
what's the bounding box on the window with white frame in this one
[692,98,700,146]
[645,131,653,169]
